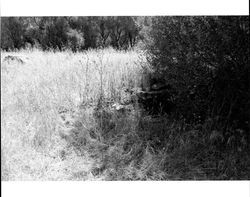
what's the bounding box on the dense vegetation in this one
[1,17,149,51]
[1,16,249,180]
[147,16,249,144]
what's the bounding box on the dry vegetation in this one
[1,49,249,180]
[1,48,144,180]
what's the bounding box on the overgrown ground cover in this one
[1,49,249,180]
[1,48,143,180]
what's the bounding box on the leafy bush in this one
[146,16,249,141]
[67,29,85,52]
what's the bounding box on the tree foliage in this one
[1,17,27,50]
[1,16,144,51]
[147,16,249,138]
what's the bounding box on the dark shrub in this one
[146,16,249,141]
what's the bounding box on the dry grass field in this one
[1,48,145,180]
[1,48,249,181]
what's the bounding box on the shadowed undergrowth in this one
[64,101,250,180]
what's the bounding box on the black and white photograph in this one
[1,0,249,196]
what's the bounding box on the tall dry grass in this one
[1,48,145,180]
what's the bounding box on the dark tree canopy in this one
[1,16,146,51]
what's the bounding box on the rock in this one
[112,103,125,111]
[111,103,132,114]
[3,55,26,64]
